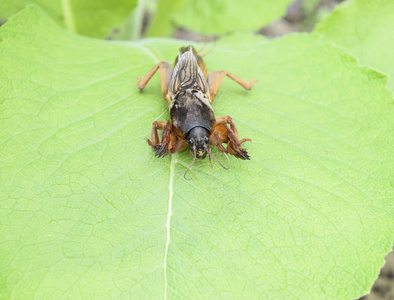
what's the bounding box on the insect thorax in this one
[170,89,215,139]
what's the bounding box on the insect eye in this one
[205,137,209,143]
[188,138,193,144]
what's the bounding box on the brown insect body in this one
[137,45,257,178]
[168,48,215,159]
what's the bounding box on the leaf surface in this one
[315,0,394,92]
[146,0,293,37]
[0,0,137,38]
[1,6,393,299]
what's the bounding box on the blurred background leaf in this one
[0,0,137,38]
[146,0,294,37]
[0,0,346,40]
[315,0,394,92]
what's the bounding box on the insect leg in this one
[145,121,172,157]
[207,71,257,101]
[210,116,251,160]
[137,61,173,102]
[146,121,168,151]
[215,116,239,138]
[146,121,187,157]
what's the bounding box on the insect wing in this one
[169,50,209,96]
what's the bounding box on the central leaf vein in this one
[164,154,175,299]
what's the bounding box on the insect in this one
[137,45,257,179]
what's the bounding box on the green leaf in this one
[315,0,394,92]
[146,0,293,37]
[145,0,188,38]
[1,5,393,299]
[302,0,321,14]
[0,0,137,38]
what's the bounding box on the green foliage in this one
[146,0,293,37]
[0,0,137,38]
[302,0,321,14]
[1,5,393,299]
[315,0,394,92]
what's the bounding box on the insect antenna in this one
[208,149,214,169]
[199,39,216,57]
[205,145,214,169]
[151,107,169,122]
[207,146,230,170]
[196,40,207,54]
[195,37,216,58]
[184,149,197,180]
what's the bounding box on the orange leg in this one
[210,116,251,160]
[207,70,257,101]
[146,121,187,157]
[137,61,173,104]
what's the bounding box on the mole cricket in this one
[137,46,257,179]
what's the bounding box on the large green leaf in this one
[1,5,393,299]
[315,0,394,92]
[0,0,137,38]
[146,0,293,37]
